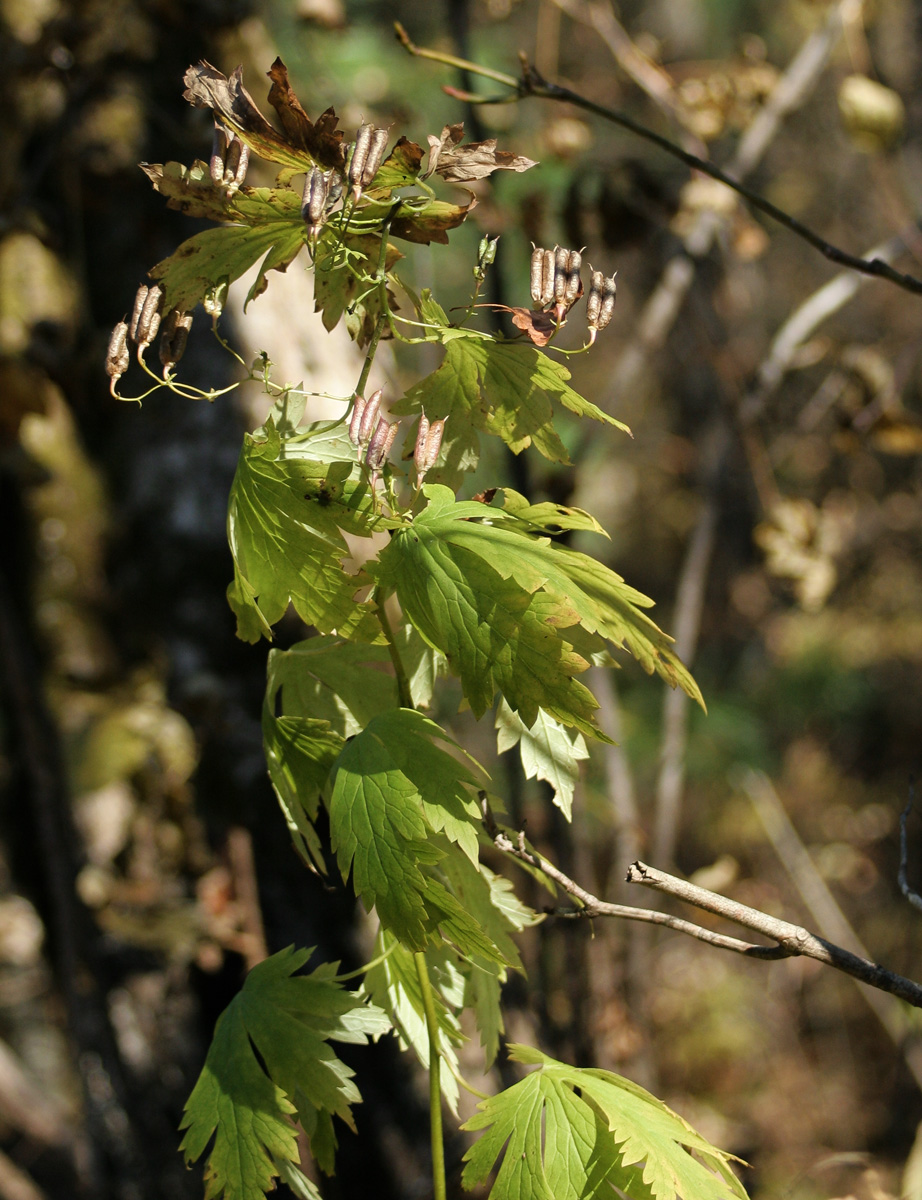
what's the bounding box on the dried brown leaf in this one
[425,123,537,183]
[182,60,345,172]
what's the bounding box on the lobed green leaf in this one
[462,1045,748,1200]
[180,947,389,1200]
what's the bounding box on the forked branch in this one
[395,21,922,297]
[481,797,922,1007]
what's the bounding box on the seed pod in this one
[363,127,389,186]
[414,411,430,462]
[553,247,582,320]
[128,284,149,342]
[348,124,374,195]
[415,414,445,481]
[366,415,399,471]
[203,279,228,320]
[586,269,605,329]
[159,309,193,375]
[210,123,229,185]
[302,167,334,239]
[348,393,367,445]
[587,268,617,333]
[477,236,498,269]
[358,389,383,445]
[106,320,130,389]
[530,246,555,309]
[223,138,249,193]
[134,284,163,349]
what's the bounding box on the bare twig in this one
[480,795,922,1008]
[394,15,922,296]
[625,859,922,1007]
[899,779,922,914]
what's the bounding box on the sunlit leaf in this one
[462,1045,749,1200]
[180,947,389,1200]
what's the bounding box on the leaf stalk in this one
[414,951,447,1200]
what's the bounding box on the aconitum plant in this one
[110,56,746,1200]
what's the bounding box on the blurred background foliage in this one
[2,1,922,1198]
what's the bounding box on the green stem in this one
[414,951,447,1200]
[374,589,413,709]
[353,201,402,399]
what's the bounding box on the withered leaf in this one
[425,124,538,183]
[510,307,558,346]
[140,161,235,222]
[389,195,476,245]
[266,58,345,170]
[182,60,343,174]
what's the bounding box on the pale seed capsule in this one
[588,269,617,331]
[302,167,333,238]
[210,123,228,185]
[362,127,389,187]
[530,246,555,308]
[159,309,193,375]
[366,415,399,471]
[563,248,583,307]
[134,284,163,348]
[128,284,149,342]
[223,138,249,193]
[553,246,570,305]
[348,124,374,194]
[106,320,130,386]
[348,393,367,446]
[553,247,582,320]
[358,389,383,445]
[416,416,445,481]
[413,411,430,468]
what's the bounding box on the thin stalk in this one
[414,951,447,1200]
[374,589,413,709]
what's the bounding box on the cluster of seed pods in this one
[530,245,617,343]
[106,282,195,393]
[301,122,390,239]
[349,391,445,483]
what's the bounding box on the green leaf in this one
[368,136,425,190]
[180,947,389,1200]
[262,713,342,870]
[374,486,703,733]
[226,426,380,643]
[395,300,629,469]
[495,700,589,821]
[312,229,400,346]
[394,621,446,709]
[498,488,609,538]
[149,187,307,313]
[363,930,465,1113]
[266,636,397,737]
[328,710,503,956]
[462,1045,748,1200]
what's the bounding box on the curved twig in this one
[395,20,922,297]
[480,795,922,1007]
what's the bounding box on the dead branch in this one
[625,860,922,1008]
[480,795,922,1008]
[395,14,922,297]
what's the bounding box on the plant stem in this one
[414,951,447,1200]
[374,589,413,708]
